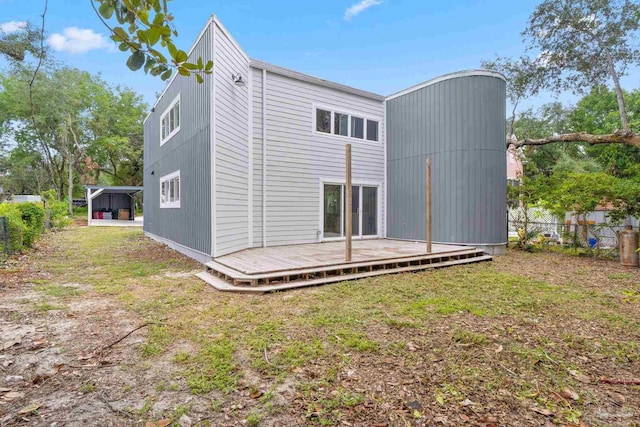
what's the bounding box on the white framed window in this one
[160,170,181,209]
[313,105,380,142]
[366,119,379,142]
[160,94,181,145]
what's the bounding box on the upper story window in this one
[160,94,181,145]
[316,109,331,133]
[314,107,380,142]
[160,170,181,209]
[366,119,378,142]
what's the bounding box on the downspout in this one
[262,69,267,247]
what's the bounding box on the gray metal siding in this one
[213,21,250,257]
[386,75,507,245]
[143,24,212,256]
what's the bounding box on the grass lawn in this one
[1,226,638,426]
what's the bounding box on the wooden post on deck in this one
[346,144,352,262]
[426,158,432,253]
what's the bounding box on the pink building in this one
[507,146,523,180]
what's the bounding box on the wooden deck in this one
[215,239,472,274]
[198,239,492,293]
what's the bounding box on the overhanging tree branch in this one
[510,130,640,149]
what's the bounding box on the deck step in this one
[197,255,493,293]
[205,248,487,285]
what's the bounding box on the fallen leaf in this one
[436,394,445,405]
[17,403,42,415]
[2,391,25,400]
[460,413,470,422]
[250,390,263,399]
[144,422,156,427]
[30,339,47,350]
[461,398,475,406]
[1,340,21,351]
[531,407,554,416]
[32,375,50,385]
[495,345,503,354]
[0,388,11,393]
[609,392,626,405]
[406,400,422,411]
[561,387,579,401]
[413,410,422,419]
[568,369,591,384]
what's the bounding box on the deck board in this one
[214,239,473,275]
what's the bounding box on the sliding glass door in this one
[323,183,378,239]
[323,184,342,238]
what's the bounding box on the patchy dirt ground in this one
[0,227,639,427]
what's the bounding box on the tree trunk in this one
[607,58,629,131]
[68,151,73,216]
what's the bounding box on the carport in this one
[86,186,143,227]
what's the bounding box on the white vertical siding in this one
[251,70,386,247]
[213,21,250,256]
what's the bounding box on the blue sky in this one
[1,0,637,110]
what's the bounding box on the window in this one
[160,95,180,145]
[314,107,379,142]
[366,119,379,142]
[316,109,331,133]
[160,170,181,208]
[351,116,364,139]
[334,113,349,136]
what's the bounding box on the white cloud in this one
[47,27,112,54]
[344,0,383,21]
[0,21,27,34]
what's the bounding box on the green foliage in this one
[48,200,72,229]
[0,203,27,253]
[0,66,148,198]
[508,89,640,223]
[40,190,71,229]
[523,0,640,97]
[0,200,67,254]
[15,202,45,247]
[94,0,213,82]
[542,172,617,217]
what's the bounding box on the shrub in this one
[0,203,28,253]
[47,199,72,229]
[16,202,45,247]
[41,190,72,229]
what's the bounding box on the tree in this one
[86,85,147,186]
[568,86,640,177]
[0,66,147,208]
[483,0,640,149]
